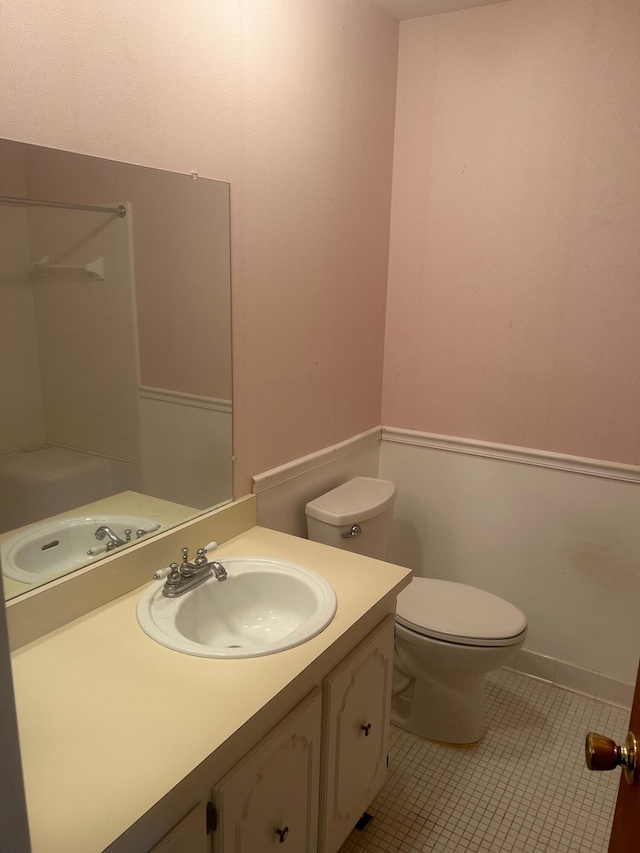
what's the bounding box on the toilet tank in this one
[305,477,396,560]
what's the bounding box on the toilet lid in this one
[305,477,396,526]
[396,578,527,647]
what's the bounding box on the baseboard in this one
[507,648,634,710]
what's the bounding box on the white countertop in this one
[10,525,411,853]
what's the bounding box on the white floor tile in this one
[339,669,629,853]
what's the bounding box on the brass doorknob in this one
[585,731,637,784]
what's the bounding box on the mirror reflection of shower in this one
[0,197,141,532]
[0,139,233,600]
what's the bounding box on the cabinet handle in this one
[361,723,372,737]
[276,826,289,843]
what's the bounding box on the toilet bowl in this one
[305,477,528,745]
[393,578,526,743]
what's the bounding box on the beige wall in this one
[0,1,399,495]
[383,0,640,465]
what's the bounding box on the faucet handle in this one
[154,562,181,581]
[195,547,208,567]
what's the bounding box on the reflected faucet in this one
[95,525,126,549]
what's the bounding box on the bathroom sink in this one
[1,515,161,584]
[136,556,338,658]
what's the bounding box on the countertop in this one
[10,525,411,853]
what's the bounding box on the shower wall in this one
[0,138,139,496]
[0,208,45,452]
[27,203,140,465]
[0,145,45,452]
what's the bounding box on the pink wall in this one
[0,1,398,495]
[383,0,640,465]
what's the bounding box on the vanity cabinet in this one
[209,615,395,853]
[319,615,395,853]
[12,517,411,853]
[212,689,322,852]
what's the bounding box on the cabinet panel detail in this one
[320,615,395,853]
[213,689,321,853]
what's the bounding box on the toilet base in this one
[391,620,526,745]
[391,670,486,744]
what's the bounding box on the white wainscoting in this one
[139,387,232,511]
[251,425,638,706]
[380,427,640,693]
[252,427,382,538]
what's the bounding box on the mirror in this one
[0,139,233,600]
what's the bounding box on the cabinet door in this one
[148,802,210,853]
[319,615,395,853]
[213,689,321,853]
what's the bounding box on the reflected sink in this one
[136,556,338,658]
[1,515,161,584]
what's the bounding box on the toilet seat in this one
[396,578,527,647]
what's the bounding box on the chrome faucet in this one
[179,546,200,576]
[209,560,228,581]
[95,525,126,549]
[159,545,227,598]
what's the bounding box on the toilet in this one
[305,476,527,745]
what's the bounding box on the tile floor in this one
[340,669,629,853]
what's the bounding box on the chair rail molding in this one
[381,427,640,484]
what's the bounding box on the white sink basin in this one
[136,556,337,658]
[1,515,161,584]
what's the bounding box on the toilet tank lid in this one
[305,477,396,526]
[396,578,527,643]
